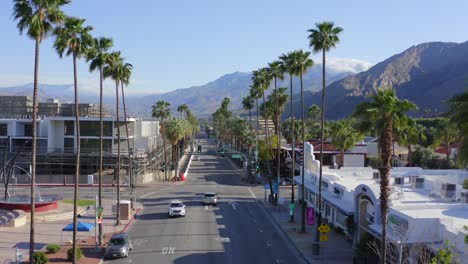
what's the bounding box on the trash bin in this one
[87,175,93,185]
[119,200,131,221]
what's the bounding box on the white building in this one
[295,142,468,263]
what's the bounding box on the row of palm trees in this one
[13,0,134,262]
[152,101,199,181]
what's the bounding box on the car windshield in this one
[110,238,125,246]
[171,203,183,207]
[204,193,215,197]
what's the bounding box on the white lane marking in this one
[248,187,256,198]
[228,201,238,210]
[162,246,176,255]
[139,186,175,198]
[205,205,209,211]
[214,237,231,242]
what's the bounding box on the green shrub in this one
[463,179,468,190]
[34,252,48,264]
[46,243,61,254]
[67,247,83,261]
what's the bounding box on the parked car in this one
[168,200,186,217]
[203,192,217,205]
[105,233,133,259]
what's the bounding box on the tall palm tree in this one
[54,16,93,263]
[12,1,69,260]
[396,119,425,167]
[152,100,171,180]
[307,21,343,242]
[307,104,321,124]
[447,90,468,166]
[280,51,300,222]
[329,119,363,167]
[353,87,416,263]
[249,84,262,183]
[119,61,134,208]
[288,50,314,232]
[267,61,285,204]
[86,36,113,246]
[104,51,124,225]
[252,68,275,202]
[242,95,254,130]
[177,104,189,119]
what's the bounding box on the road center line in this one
[248,187,256,198]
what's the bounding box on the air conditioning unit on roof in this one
[441,183,456,200]
[460,191,468,203]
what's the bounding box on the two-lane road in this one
[106,139,305,264]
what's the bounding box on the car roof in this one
[111,233,129,239]
[170,200,183,204]
[204,192,217,195]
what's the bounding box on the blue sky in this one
[1,0,468,94]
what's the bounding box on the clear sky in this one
[1,0,468,94]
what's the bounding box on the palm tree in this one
[242,95,254,130]
[433,118,459,161]
[53,16,93,263]
[396,119,425,167]
[119,61,133,208]
[152,100,171,180]
[103,51,124,225]
[280,51,301,222]
[307,21,343,242]
[267,61,285,204]
[86,36,113,246]
[288,50,314,232]
[12,1,69,260]
[447,90,468,166]
[165,118,190,180]
[329,119,363,167]
[252,68,275,200]
[307,104,321,123]
[353,87,417,263]
[250,84,262,183]
[177,104,189,119]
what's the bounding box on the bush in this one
[34,252,48,264]
[463,179,468,190]
[46,244,61,254]
[67,247,83,261]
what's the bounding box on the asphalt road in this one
[105,139,306,264]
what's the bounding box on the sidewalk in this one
[260,199,355,264]
[0,199,142,264]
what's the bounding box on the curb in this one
[121,208,141,233]
[257,200,311,264]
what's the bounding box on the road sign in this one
[318,224,331,233]
[264,184,270,190]
[289,203,295,210]
[319,234,328,241]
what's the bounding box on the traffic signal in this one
[161,162,166,172]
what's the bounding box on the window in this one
[0,124,7,136]
[80,121,112,136]
[64,121,74,136]
[325,203,331,216]
[81,139,112,153]
[321,181,329,189]
[24,124,33,136]
[336,211,347,227]
[64,138,74,153]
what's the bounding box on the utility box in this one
[119,200,131,221]
[87,175,94,185]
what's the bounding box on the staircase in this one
[0,208,26,227]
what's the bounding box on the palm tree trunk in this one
[379,115,393,264]
[161,117,167,180]
[300,71,306,233]
[274,77,281,205]
[263,91,275,202]
[255,98,259,183]
[289,72,295,223]
[98,64,104,246]
[121,82,134,209]
[29,38,40,264]
[408,145,412,166]
[340,149,345,168]
[72,53,81,264]
[115,80,121,225]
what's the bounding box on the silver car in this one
[168,200,186,217]
[105,233,133,259]
[203,192,217,205]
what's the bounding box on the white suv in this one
[203,192,217,205]
[168,200,186,217]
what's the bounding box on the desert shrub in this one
[67,247,83,261]
[46,243,61,254]
[34,252,48,264]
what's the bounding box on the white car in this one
[168,200,186,217]
[203,192,217,205]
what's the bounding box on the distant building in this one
[0,96,33,117]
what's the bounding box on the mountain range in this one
[1,41,467,119]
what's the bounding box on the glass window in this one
[325,203,331,216]
[64,138,74,153]
[81,138,112,153]
[321,181,329,189]
[0,124,7,136]
[24,124,33,137]
[336,211,347,227]
[80,121,112,136]
[64,121,74,136]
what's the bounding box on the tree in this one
[165,118,191,180]
[103,51,124,226]
[242,95,254,130]
[86,36,113,246]
[308,21,343,245]
[329,119,363,167]
[433,118,460,161]
[396,119,426,167]
[288,50,314,232]
[152,100,171,180]
[447,89,468,166]
[54,16,93,264]
[177,104,189,119]
[307,104,321,123]
[252,68,275,202]
[353,87,417,263]
[12,0,69,261]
